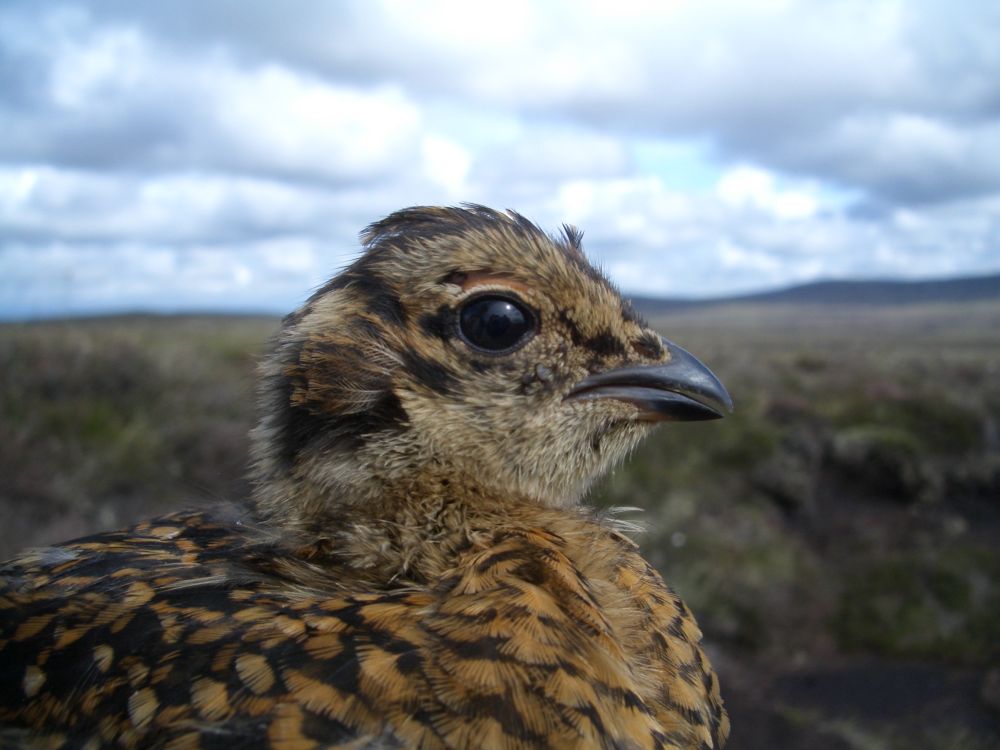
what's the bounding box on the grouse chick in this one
[0,206,732,749]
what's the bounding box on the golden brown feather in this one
[0,205,730,749]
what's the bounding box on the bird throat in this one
[250,447,558,588]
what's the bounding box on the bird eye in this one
[458,295,535,353]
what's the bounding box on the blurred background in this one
[1,1,999,747]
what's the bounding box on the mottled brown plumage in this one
[1,206,731,749]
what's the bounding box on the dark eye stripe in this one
[458,296,535,353]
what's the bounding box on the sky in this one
[2,0,999,318]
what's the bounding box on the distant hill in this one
[630,272,1000,315]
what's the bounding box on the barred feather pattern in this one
[0,511,727,749]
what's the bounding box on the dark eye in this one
[458,296,535,353]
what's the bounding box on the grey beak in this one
[564,338,734,422]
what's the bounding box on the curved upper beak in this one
[563,337,734,422]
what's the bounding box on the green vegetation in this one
[2,302,999,748]
[836,547,1000,664]
[0,316,275,554]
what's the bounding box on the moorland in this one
[2,293,998,749]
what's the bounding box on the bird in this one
[0,205,732,749]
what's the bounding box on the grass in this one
[0,315,276,554]
[2,302,999,748]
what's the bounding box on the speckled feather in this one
[0,206,728,749]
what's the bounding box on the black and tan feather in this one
[1,206,730,749]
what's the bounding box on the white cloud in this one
[471,129,629,184]
[206,66,422,181]
[0,166,348,242]
[717,240,784,274]
[259,237,318,275]
[1,0,1000,318]
[421,136,472,195]
[717,166,819,220]
[1,9,426,183]
[49,22,145,107]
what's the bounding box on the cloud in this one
[0,6,424,183]
[2,165,998,318]
[0,167,352,244]
[7,1,1000,203]
[1,1,999,318]
[44,0,1000,206]
[716,167,820,221]
[773,114,1000,205]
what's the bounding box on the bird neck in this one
[249,445,566,586]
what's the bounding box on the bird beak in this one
[564,337,734,421]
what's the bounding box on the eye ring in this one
[456,293,537,354]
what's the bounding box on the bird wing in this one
[602,532,730,749]
[1,512,723,749]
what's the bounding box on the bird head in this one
[250,206,731,528]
